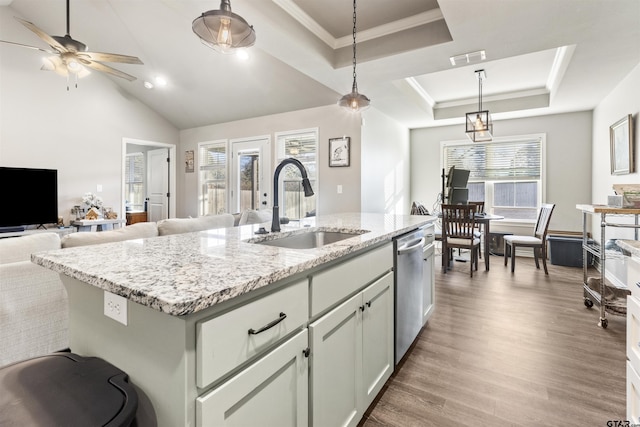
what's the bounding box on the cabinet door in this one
[309,293,362,427]
[422,243,435,325]
[361,272,394,409]
[197,330,309,427]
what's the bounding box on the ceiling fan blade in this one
[80,51,143,65]
[15,17,67,53]
[84,61,137,81]
[0,39,54,53]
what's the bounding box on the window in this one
[443,135,544,221]
[275,129,318,219]
[125,153,145,211]
[199,141,228,216]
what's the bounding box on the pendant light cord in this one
[478,72,482,111]
[351,0,357,92]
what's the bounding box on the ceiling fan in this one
[0,0,143,89]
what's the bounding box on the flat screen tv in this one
[0,167,58,232]
[445,166,470,189]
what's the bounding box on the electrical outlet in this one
[104,291,128,325]
[337,185,343,194]
[96,184,103,192]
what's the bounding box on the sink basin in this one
[254,230,367,249]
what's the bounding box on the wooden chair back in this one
[441,204,476,240]
[534,203,555,240]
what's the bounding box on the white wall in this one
[361,108,410,214]
[178,105,362,218]
[410,111,593,234]
[591,62,640,242]
[0,7,179,225]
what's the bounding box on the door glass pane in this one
[199,143,227,215]
[276,130,318,219]
[239,152,260,212]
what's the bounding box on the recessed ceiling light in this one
[449,50,486,66]
[155,76,168,87]
[143,81,154,89]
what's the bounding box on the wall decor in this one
[610,114,633,175]
[185,150,195,173]
[329,137,350,167]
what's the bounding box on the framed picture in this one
[329,137,350,167]
[610,114,633,175]
[185,150,194,173]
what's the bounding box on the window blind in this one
[125,153,144,184]
[199,143,227,180]
[444,138,541,181]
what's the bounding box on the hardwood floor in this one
[361,254,627,426]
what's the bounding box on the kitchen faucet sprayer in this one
[271,158,314,232]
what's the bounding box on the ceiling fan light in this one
[192,0,256,54]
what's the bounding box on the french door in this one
[231,137,271,213]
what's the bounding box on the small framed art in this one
[329,137,350,167]
[610,114,633,175]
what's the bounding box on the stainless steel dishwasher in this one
[394,227,426,365]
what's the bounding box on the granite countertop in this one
[32,213,435,317]
[616,239,640,257]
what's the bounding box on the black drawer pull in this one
[248,312,287,335]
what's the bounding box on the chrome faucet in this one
[271,158,314,232]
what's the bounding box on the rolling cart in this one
[577,204,640,328]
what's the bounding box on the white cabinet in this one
[309,272,394,427]
[197,329,309,427]
[628,257,640,422]
[197,279,308,389]
[422,239,435,325]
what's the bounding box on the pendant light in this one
[192,0,256,54]
[338,0,370,112]
[465,69,493,142]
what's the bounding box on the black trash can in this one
[0,352,156,426]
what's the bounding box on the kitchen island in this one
[33,212,435,426]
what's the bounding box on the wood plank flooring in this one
[360,254,627,426]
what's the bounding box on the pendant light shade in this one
[339,0,370,112]
[465,69,493,142]
[192,0,256,54]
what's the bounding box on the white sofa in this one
[0,233,68,367]
[0,211,269,368]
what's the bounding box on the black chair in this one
[441,204,481,277]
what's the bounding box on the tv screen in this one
[0,167,58,230]
[446,166,470,189]
[447,187,469,205]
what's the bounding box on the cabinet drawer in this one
[629,361,640,424]
[310,243,392,317]
[197,279,309,389]
[197,329,309,427]
[629,257,640,299]
[628,295,640,372]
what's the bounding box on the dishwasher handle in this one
[397,237,425,255]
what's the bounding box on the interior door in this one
[231,138,270,213]
[147,148,169,222]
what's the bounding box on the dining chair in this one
[503,203,555,274]
[441,204,481,277]
[468,201,485,258]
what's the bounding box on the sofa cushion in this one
[0,260,68,367]
[0,232,61,265]
[61,222,159,248]
[157,214,235,236]
[238,209,272,226]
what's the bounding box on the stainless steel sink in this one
[253,230,367,249]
